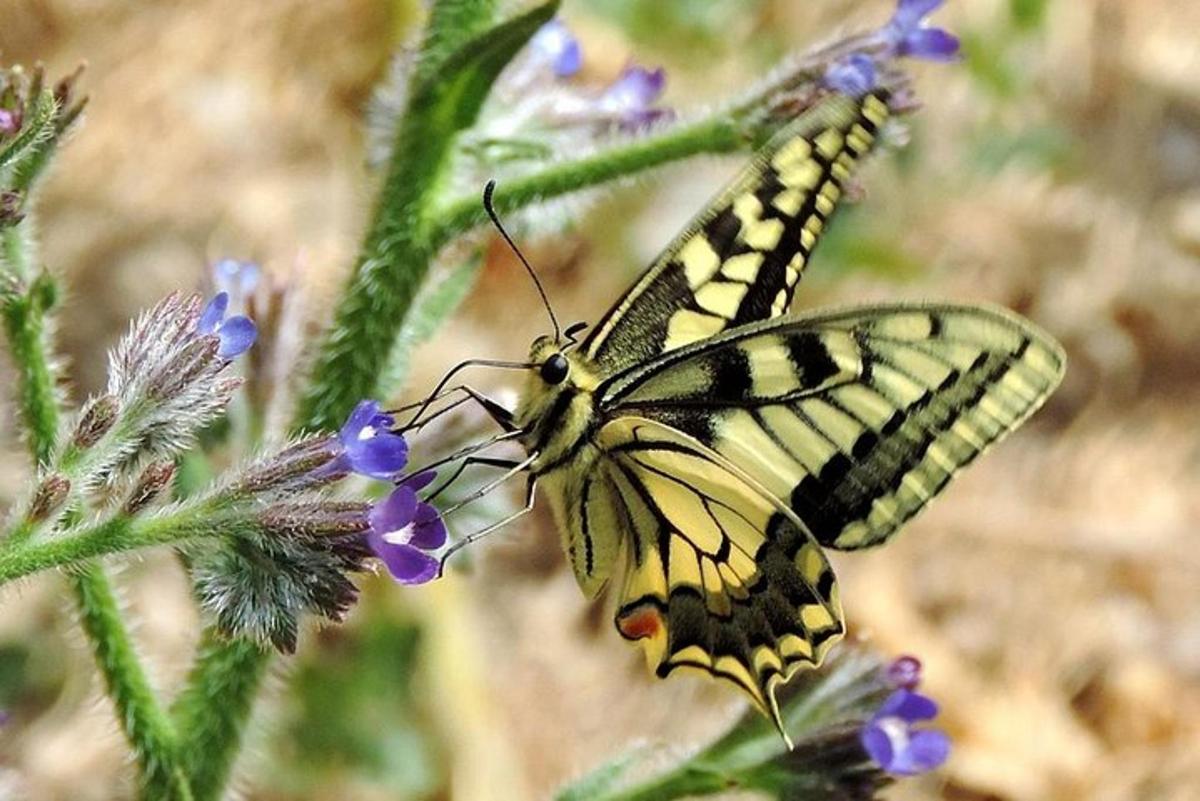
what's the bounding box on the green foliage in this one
[272,612,438,797]
[380,256,482,398]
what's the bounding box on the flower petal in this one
[373,539,439,584]
[215,315,257,358]
[348,433,409,479]
[197,292,229,335]
[341,400,381,441]
[877,689,939,722]
[402,470,438,492]
[902,729,951,773]
[602,66,666,113]
[892,0,945,28]
[369,486,418,535]
[860,721,896,770]
[824,53,878,96]
[899,27,960,61]
[409,502,447,550]
[532,19,582,77]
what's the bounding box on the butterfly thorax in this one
[514,335,604,476]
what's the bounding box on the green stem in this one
[428,116,743,245]
[170,634,270,801]
[0,505,229,585]
[0,276,59,464]
[72,563,194,801]
[0,250,190,795]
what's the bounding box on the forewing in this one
[596,416,844,739]
[600,304,1066,550]
[581,92,890,374]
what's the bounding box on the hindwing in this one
[581,92,891,374]
[593,417,844,744]
[598,304,1066,550]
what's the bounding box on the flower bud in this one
[230,436,341,496]
[73,394,119,448]
[27,473,70,522]
[122,461,177,515]
[257,501,370,539]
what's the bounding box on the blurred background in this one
[2,0,1199,798]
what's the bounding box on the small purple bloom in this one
[197,292,257,359]
[599,66,672,128]
[878,0,960,62]
[885,654,923,690]
[367,471,447,585]
[861,688,951,776]
[333,400,409,480]
[824,53,878,96]
[0,107,18,135]
[530,19,582,78]
[213,258,261,304]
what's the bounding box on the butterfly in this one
[433,89,1065,745]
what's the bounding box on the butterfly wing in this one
[581,92,891,374]
[598,304,1066,550]
[593,416,843,743]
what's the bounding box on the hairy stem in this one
[73,563,194,801]
[0,257,189,795]
[170,634,270,801]
[429,116,743,244]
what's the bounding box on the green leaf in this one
[554,750,637,801]
[407,0,559,149]
[415,0,502,83]
[378,255,481,398]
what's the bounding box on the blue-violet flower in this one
[368,471,447,585]
[824,53,879,96]
[877,0,960,62]
[861,688,950,775]
[530,19,582,78]
[600,66,671,129]
[331,400,409,480]
[196,291,257,359]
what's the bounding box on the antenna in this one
[483,180,562,343]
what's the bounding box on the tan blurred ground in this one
[2,0,1199,799]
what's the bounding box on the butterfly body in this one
[505,91,1065,741]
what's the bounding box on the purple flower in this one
[367,471,447,585]
[530,19,582,78]
[824,53,878,96]
[331,400,409,480]
[0,107,18,135]
[212,258,261,305]
[878,0,960,62]
[599,66,672,129]
[861,688,951,776]
[196,292,257,359]
[885,654,923,690]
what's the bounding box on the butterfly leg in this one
[425,455,526,503]
[438,473,538,576]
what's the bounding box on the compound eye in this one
[539,353,570,385]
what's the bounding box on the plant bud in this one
[28,473,70,522]
[122,461,177,515]
[73,394,119,448]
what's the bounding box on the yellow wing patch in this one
[595,417,845,744]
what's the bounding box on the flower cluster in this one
[497,17,672,132]
[861,655,951,775]
[824,0,961,96]
[329,400,450,585]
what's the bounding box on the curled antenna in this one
[483,180,562,343]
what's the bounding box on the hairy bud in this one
[27,473,71,522]
[230,436,341,496]
[73,394,120,448]
[122,461,177,515]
